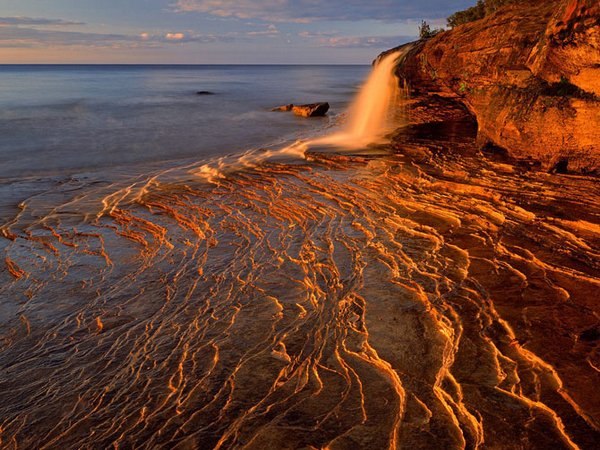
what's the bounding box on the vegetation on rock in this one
[447,1,485,28]
[447,0,524,28]
[418,21,443,39]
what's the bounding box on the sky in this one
[0,1,474,64]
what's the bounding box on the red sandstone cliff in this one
[389,0,600,173]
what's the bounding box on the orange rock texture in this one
[389,0,599,173]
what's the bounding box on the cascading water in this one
[346,51,404,141]
[190,48,408,180]
[309,48,409,150]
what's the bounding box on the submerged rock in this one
[292,102,330,117]
[386,0,600,173]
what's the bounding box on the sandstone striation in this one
[387,0,600,173]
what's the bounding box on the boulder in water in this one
[271,104,294,112]
[292,102,330,117]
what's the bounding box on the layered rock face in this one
[390,0,599,173]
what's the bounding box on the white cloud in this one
[0,27,135,48]
[296,28,413,49]
[313,35,414,48]
[0,26,235,49]
[298,30,338,38]
[247,24,279,36]
[174,0,311,22]
[166,32,186,40]
[173,0,475,22]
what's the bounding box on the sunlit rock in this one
[271,103,294,111]
[292,102,330,117]
[387,0,600,173]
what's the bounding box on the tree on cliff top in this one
[419,21,443,39]
[447,1,485,28]
[447,0,524,28]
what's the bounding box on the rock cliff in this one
[387,0,599,173]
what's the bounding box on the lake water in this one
[0,65,369,178]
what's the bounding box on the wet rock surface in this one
[272,103,330,117]
[1,116,599,448]
[271,104,294,112]
[292,103,330,117]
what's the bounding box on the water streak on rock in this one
[0,49,599,449]
[0,141,599,448]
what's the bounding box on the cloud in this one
[173,0,475,22]
[313,35,415,48]
[0,26,235,48]
[247,24,279,36]
[156,32,234,43]
[296,29,415,49]
[297,30,339,38]
[0,14,237,49]
[0,17,84,26]
[166,32,186,40]
[0,27,134,48]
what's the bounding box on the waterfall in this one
[192,48,410,181]
[346,50,404,142]
[310,48,408,150]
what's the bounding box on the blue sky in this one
[0,1,474,63]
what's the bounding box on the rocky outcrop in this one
[272,103,330,117]
[293,103,329,117]
[388,0,599,173]
[271,104,294,112]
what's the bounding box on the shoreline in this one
[2,122,599,447]
[1,24,599,447]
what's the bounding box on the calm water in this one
[0,65,369,179]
